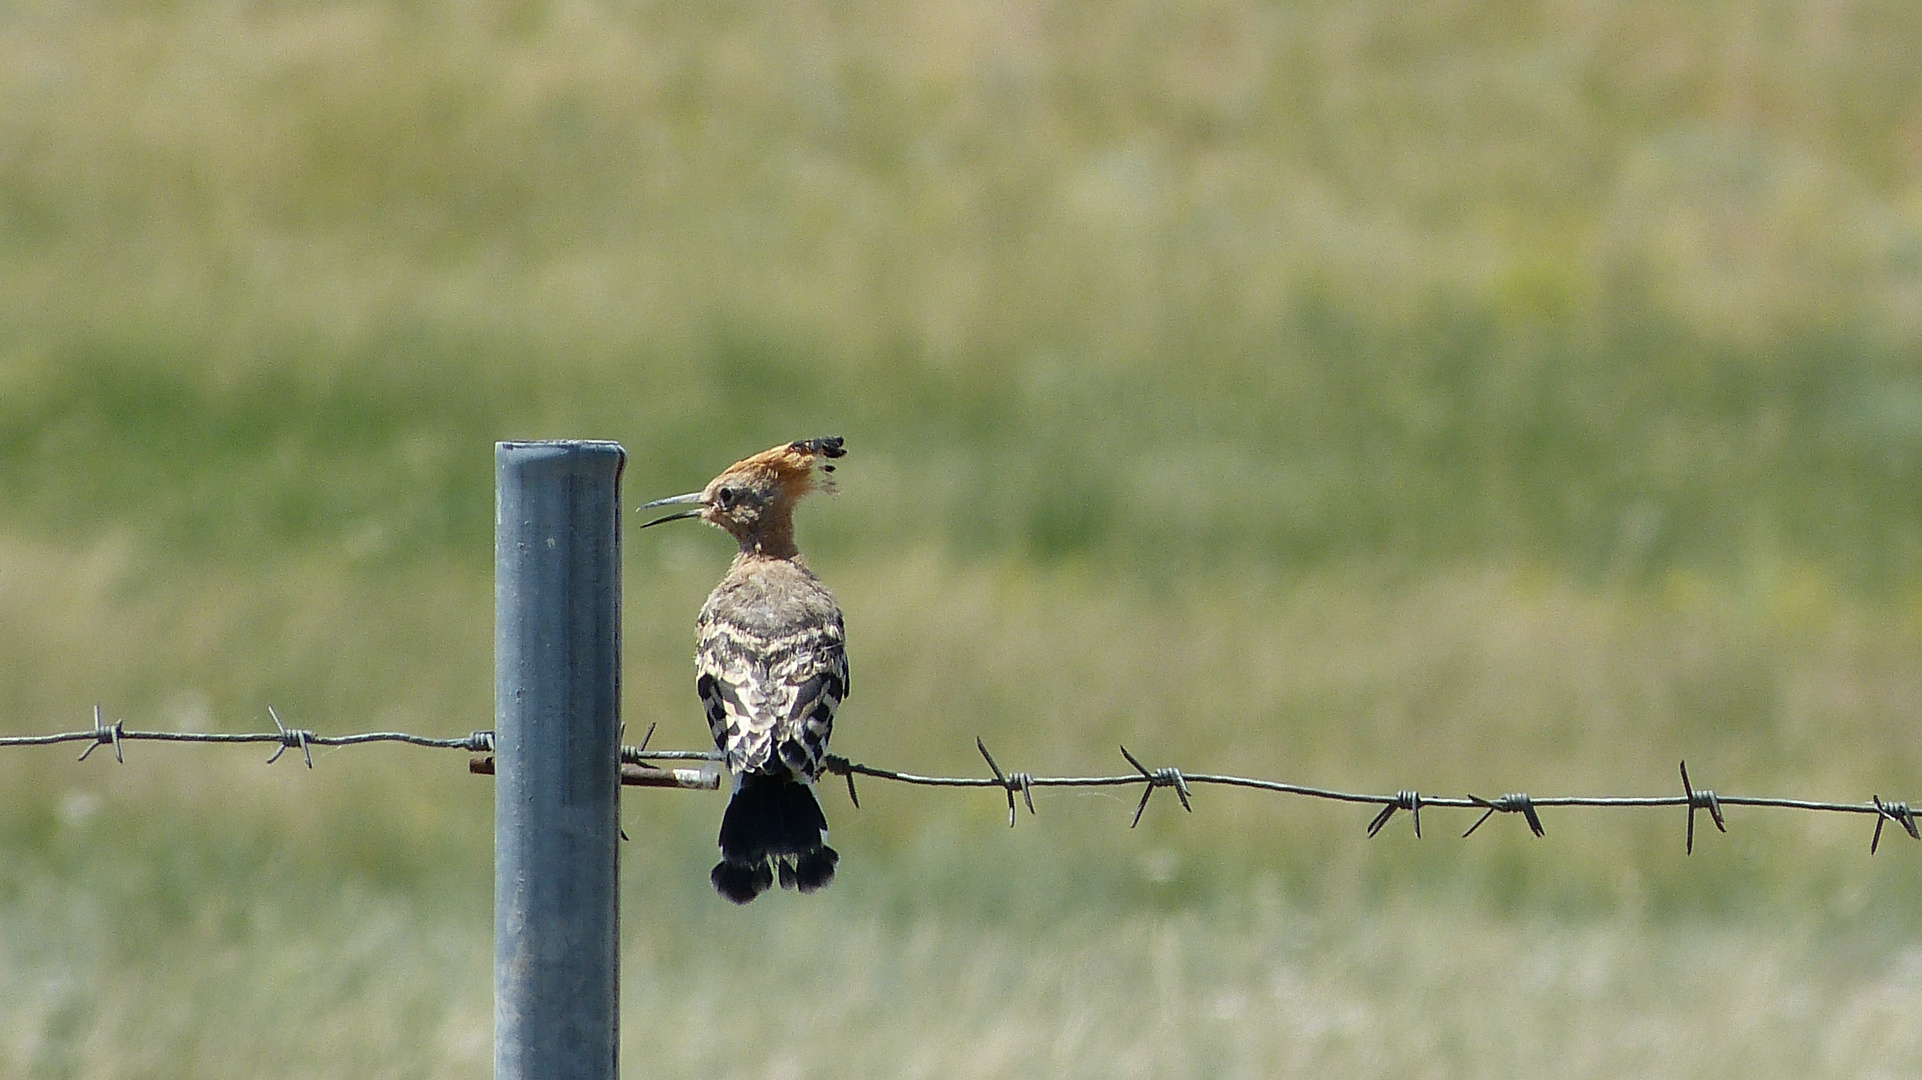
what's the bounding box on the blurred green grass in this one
[4,0,1922,1075]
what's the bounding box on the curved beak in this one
[637,491,705,528]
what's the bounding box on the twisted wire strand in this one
[4,712,1916,851]
[0,707,494,762]
[0,727,492,750]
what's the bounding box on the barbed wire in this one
[3,708,1918,853]
[0,706,492,761]
[0,706,722,789]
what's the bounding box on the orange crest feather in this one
[719,437,846,502]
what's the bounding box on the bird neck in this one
[732,506,800,560]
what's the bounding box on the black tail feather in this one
[711,859,774,904]
[794,847,838,893]
[712,773,837,904]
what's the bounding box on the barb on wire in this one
[1680,760,1726,854]
[78,704,123,763]
[976,738,1035,828]
[266,706,314,768]
[1871,796,1919,854]
[820,754,861,809]
[2,714,1917,850]
[1120,745,1192,827]
[618,722,659,761]
[1368,791,1422,839]
[1463,793,1545,838]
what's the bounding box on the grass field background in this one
[4,0,1922,1075]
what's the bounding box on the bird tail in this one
[711,772,839,904]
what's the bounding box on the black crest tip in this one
[791,436,846,460]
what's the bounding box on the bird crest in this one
[639,437,847,558]
[718,436,847,502]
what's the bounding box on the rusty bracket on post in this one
[469,753,718,790]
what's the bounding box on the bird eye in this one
[715,487,738,509]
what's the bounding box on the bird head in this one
[640,437,846,552]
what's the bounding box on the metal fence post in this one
[495,440,625,1080]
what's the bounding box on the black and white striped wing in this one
[780,637,846,776]
[697,617,845,779]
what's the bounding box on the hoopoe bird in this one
[640,437,849,903]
